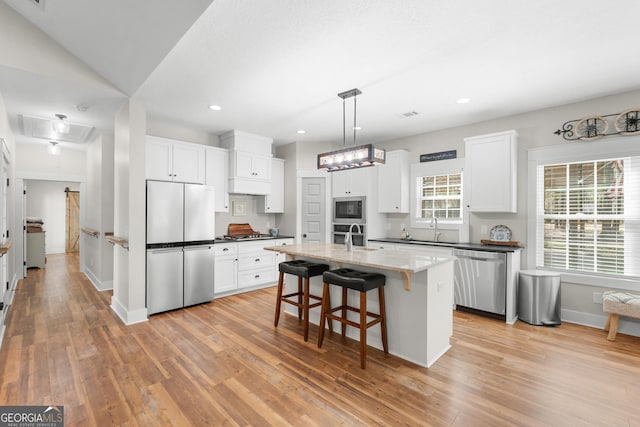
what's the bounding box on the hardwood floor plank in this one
[1,253,639,426]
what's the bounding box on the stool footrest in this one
[281,298,323,310]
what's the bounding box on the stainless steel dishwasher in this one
[453,249,507,317]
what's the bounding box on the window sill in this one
[549,270,640,291]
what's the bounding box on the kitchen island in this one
[264,243,455,368]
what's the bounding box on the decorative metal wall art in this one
[554,108,640,141]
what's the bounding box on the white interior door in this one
[301,177,325,243]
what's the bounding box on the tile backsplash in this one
[215,194,277,237]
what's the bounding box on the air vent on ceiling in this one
[397,111,419,118]
[20,115,95,144]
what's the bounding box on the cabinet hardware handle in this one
[255,258,260,262]
[254,274,260,278]
[223,248,229,251]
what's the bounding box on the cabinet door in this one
[465,130,517,213]
[348,168,369,196]
[331,170,351,196]
[205,148,230,212]
[257,158,284,213]
[234,151,254,179]
[251,154,272,180]
[378,150,409,213]
[146,137,173,181]
[214,256,237,294]
[172,142,205,184]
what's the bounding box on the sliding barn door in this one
[65,191,80,253]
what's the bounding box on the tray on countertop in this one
[480,239,521,247]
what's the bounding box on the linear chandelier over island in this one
[317,88,385,172]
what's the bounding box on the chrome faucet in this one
[345,223,362,252]
[430,217,441,242]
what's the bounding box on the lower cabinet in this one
[214,238,294,296]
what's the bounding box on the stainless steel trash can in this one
[518,270,561,326]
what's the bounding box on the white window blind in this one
[536,156,640,278]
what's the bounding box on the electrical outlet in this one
[481,225,488,234]
[593,292,603,304]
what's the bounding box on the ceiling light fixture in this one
[47,141,61,155]
[297,130,306,134]
[456,97,471,104]
[52,114,70,134]
[208,104,222,111]
[317,88,385,172]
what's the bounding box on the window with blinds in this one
[416,172,463,222]
[536,156,640,277]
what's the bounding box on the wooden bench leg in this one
[607,313,619,341]
[604,314,611,332]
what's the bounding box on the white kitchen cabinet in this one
[205,147,230,212]
[237,241,276,289]
[213,243,238,294]
[257,158,285,213]
[214,238,294,296]
[332,167,370,197]
[146,135,205,184]
[464,130,518,213]
[378,150,410,213]
[220,130,274,195]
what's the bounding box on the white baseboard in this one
[561,309,640,337]
[82,268,113,291]
[110,296,148,325]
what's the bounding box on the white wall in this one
[26,180,80,254]
[83,132,114,289]
[15,143,86,179]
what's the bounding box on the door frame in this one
[296,170,332,244]
[15,172,86,275]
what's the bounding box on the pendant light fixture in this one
[52,113,70,134]
[317,88,385,172]
[47,141,61,155]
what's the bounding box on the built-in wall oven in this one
[333,224,366,246]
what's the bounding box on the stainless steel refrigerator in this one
[146,181,215,315]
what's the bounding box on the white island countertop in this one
[265,243,454,291]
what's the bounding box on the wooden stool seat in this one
[274,260,330,341]
[603,291,640,341]
[318,268,388,369]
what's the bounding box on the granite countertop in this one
[369,237,523,253]
[265,242,453,276]
[214,235,295,244]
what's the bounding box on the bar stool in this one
[318,268,388,369]
[274,260,330,341]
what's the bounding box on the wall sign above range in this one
[420,150,457,162]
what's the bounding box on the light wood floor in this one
[1,254,639,426]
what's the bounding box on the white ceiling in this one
[4,0,640,148]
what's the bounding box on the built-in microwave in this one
[333,196,366,224]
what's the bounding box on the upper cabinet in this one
[146,135,205,184]
[220,130,273,195]
[257,158,285,213]
[464,130,518,213]
[205,147,230,212]
[378,150,410,213]
[332,167,370,197]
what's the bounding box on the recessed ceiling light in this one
[456,97,471,104]
[297,130,306,134]
[352,126,362,131]
[208,105,222,111]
